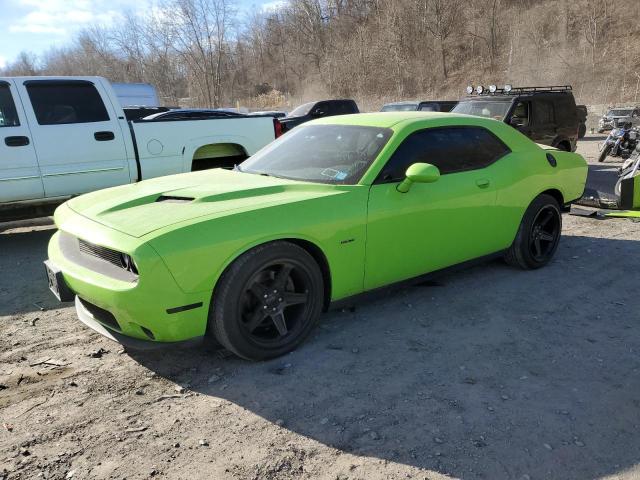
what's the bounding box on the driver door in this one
[364,126,510,290]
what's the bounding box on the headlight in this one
[466,85,474,94]
[120,253,139,275]
[489,85,497,93]
[504,84,512,92]
[476,85,484,94]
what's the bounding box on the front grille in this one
[79,239,125,269]
[59,232,138,282]
[78,297,120,331]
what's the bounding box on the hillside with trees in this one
[2,0,639,110]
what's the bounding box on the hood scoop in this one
[156,195,195,203]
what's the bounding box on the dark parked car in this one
[248,110,287,119]
[141,109,245,121]
[452,85,579,151]
[280,99,358,132]
[123,106,170,121]
[380,100,457,112]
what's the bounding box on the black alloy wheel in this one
[239,261,313,346]
[528,206,561,263]
[505,194,562,270]
[208,241,324,360]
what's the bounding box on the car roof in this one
[311,111,498,129]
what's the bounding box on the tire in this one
[598,144,612,163]
[578,123,587,139]
[207,241,324,361]
[505,194,562,270]
[615,168,633,197]
[614,177,623,198]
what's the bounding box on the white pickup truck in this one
[0,76,280,221]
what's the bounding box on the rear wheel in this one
[208,241,324,360]
[578,123,587,139]
[598,144,612,163]
[505,194,562,270]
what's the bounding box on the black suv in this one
[452,85,579,151]
[280,99,359,132]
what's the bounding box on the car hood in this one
[66,169,343,238]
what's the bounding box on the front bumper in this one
[74,296,203,350]
[47,215,210,345]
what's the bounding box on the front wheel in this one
[505,194,562,270]
[598,144,612,163]
[208,241,324,361]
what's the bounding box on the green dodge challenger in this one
[45,112,588,360]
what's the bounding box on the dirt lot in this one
[1,136,639,480]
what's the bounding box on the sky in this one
[0,0,287,68]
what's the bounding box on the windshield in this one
[288,102,315,117]
[381,103,418,112]
[239,124,393,185]
[608,109,633,117]
[452,101,511,120]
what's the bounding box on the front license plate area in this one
[44,260,74,302]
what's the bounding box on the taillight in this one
[273,118,283,138]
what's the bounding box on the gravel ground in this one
[1,138,639,480]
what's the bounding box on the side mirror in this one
[397,163,440,193]
[509,117,525,127]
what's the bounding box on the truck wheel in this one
[598,144,612,163]
[505,194,562,270]
[578,124,587,139]
[208,241,324,361]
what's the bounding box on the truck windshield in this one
[452,101,511,120]
[288,102,315,117]
[381,103,418,112]
[239,124,393,185]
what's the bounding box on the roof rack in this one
[469,85,573,96]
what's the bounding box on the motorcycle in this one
[598,122,639,162]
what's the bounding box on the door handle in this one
[94,131,115,141]
[5,136,30,147]
[476,179,490,188]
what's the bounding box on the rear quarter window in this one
[554,95,578,125]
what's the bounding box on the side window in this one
[0,84,20,127]
[535,100,555,124]
[511,101,530,126]
[25,82,110,125]
[419,103,438,112]
[376,127,511,182]
[311,102,328,116]
[334,102,353,115]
